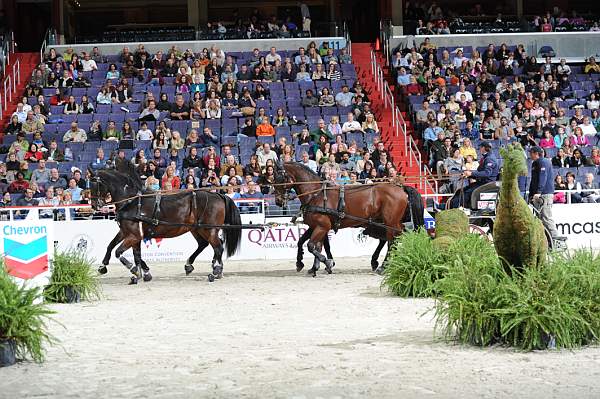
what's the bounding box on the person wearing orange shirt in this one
[255,118,275,137]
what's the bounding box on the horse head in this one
[273,164,292,207]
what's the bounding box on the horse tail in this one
[222,195,242,257]
[404,186,425,230]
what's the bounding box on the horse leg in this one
[207,230,224,282]
[306,228,333,277]
[371,239,387,271]
[99,231,123,274]
[322,233,335,269]
[115,237,142,285]
[133,243,152,282]
[185,231,209,275]
[296,228,312,272]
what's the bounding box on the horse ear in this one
[87,166,96,177]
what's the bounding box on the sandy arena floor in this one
[2,257,600,398]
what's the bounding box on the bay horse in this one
[274,162,424,276]
[90,168,242,283]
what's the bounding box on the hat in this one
[479,141,492,150]
[529,146,544,154]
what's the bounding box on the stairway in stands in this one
[0,52,39,132]
[351,43,421,178]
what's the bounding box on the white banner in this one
[553,204,600,249]
[55,217,383,265]
[0,221,54,297]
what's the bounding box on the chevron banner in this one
[1,222,54,289]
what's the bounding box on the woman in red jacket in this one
[24,143,44,163]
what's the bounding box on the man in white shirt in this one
[38,186,60,219]
[294,47,311,65]
[335,85,354,107]
[265,47,282,65]
[136,122,154,140]
[299,151,317,172]
[63,122,87,143]
[12,103,27,123]
[256,143,279,168]
[455,84,473,102]
[452,49,468,68]
[81,53,98,72]
[66,178,83,202]
[342,113,362,133]
[579,117,598,136]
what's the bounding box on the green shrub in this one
[44,251,101,303]
[433,248,600,350]
[382,231,493,298]
[0,265,56,362]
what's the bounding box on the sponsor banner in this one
[553,204,600,249]
[56,217,383,265]
[0,221,54,297]
[52,203,600,266]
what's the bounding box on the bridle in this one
[275,168,291,207]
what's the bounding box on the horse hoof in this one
[130,266,142,279]
[375,265,385,275]
[296,261,305,272]
[371,261,379,272]
[129,276,138,285]
[184,264,194,275]
[207,273,215,282]
[98,266,108,275]
[213,265,223,276]
[325,259,334,274]
[143,273,153,282]
[214,273,223,280]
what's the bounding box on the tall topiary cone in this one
[493,143,547,273]
[433,209,469,250]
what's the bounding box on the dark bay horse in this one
[90,169,241,283]
[274,162,424,276]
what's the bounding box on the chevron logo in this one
[142,238,163,248]
[4,236,49,280]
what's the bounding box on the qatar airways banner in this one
[55,217,383,265]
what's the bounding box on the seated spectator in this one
[310,119,333,142]
[31,159,51,184]
[47,168,67,189]
[584,57,600,74]
[565,172,583,203]
[205,99,222,119]
[319,88,335,107]
[63,95,79,115]
[256,118,275,137]
[572,127,590,147]
[22,111,44,135]
[96,87,112,105]
[136,122,154,141]
[341,113,362,133]
[335,85,354,107]
[8,172,29,193]
[170,95,190,120]
[111,82,132,104]
[579,117,598,136]
[362,113,379,134]
[302,89,319,107]
[183,147,203,170]
[24,143,43,163]
[581,173,600,203]
[296,64,311,82]
[106,63,120,79]
[256,143,278,169]
[63,122,87,143]
[199,127,219,147]
[5,115,22,135]
[568,149,587,167]
[326,63,340,81]
[326,116,342,136]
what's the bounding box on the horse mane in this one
[284,162,323,181]
[98,168,144,193]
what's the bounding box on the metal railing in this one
[369,47,430,193]
[40,28,50,64]
[1,75,11,120]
